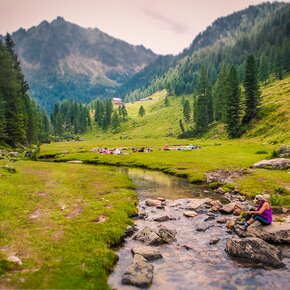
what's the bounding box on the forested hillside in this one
[120,2,289,102]
[0,36,50,147]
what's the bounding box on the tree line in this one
[0,34,50,147]
[179,55,261,138]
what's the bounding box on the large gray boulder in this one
[122,254,154,288]
[225,237,284,268]
[253,158,290,170]
[132,246,163,261]
[234,222,290,243]
[133,225,176,245]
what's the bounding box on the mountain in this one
[119,2,289,101]
[7,17,158,111]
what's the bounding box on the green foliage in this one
[182,99,191,123]
[138,105,145,117]
[209,182,224,189]
[255,150,268,154]
[269,193,283,207]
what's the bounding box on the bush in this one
[209,182,224,189]
[270,149,279,158]
[255,150,268,154]
[269,194,283,207]
[275,187,290,195]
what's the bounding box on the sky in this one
[0,0,288,55]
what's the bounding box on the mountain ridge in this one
[6,16,158,111]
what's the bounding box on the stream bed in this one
[108,168,290,290]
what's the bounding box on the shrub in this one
[275,187,290,195]
[255,150,268,154]
[269,194,283,207]
[209,182,224,189]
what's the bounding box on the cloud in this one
[142,7,190,34]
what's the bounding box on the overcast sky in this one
[0,0,288,55]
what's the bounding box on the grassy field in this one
[0,161,137,289]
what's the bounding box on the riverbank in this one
[0,161,137,289]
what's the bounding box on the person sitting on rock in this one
[242,194,272,231]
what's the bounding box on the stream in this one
[108,167,290,290]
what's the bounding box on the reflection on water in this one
[118,167,213,200]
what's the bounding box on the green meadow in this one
[0,161,137,289]
[0,76,289,289]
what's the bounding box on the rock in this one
[7,255,22,265]
[217,217,228,224]
[204,216,216,222]
[215,187,225,195]
[235,222,290,243]
[145,199,162,207]
[156,225,177,243]
[183,211,198,218]
[226,218,236,230]
[132,246,163,261]
[232,204,245,216]
[210,200,223,208]
[133,227,163,246]
[122,254,154,288]
[8,152,19,157]
[185,198,212,210]
[209,237,220,244]
[220,203,237,214]
[133,225,176,245]
[157,197,166,201]
[153,215,176,222]
[253,158,290,170]
[196,224,211,232]
[225,237,284,268]
[124,226,135,237]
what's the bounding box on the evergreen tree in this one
[138,105,145,117]
[179,119,185,133]
[274,48,283,80]
[120,104,128,119]
[183,99,191,123]
[0,93,7,142]
[193,95,208,134]
[243,55,261,124]
[111,110,120,130]
[164,95,169,107]
[212,64,228,121]
[225,66,241,138]
[54,112,63,136]
[258,53,269,83]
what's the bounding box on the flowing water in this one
[108,168,290,290]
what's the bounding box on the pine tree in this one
[120,104,128,119]
[212,64,228,121]
[179,119,185,133]
[258,53,269,83]
[193,95,208,134]
[111,110,120,130]
[0,93,7,142]
[225,66,241,138]
[183,99,191,123]
[164,95,169,107]
[243,55,261,124]
[138,105,145,117]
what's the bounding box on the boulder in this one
[122,254,154,288]
[253,158,290,170]
[215,187,225,195]
[133,227,163,246]
[219,203,237,214]
[153,215,176,222]
[225,237,284,268]
[183,211,198,218]
[235,222,290,243]
[133,225,176,245]
[209,237,220,245]
[185,198,212,210]
[145,199,162,207]
[132,246,163,261]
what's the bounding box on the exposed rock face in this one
[122,254,154,288]
[132,246,163,261]
[235,222,290,243]
[253,158,290,170]
[225,237,284,268]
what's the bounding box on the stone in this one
[209,237,220,244]
[210,200,223,208]
[225,237,284,268]
[196,224,211,232]
[156,225,177,243]
[145,199,162,207]
[219,203,237,214]
[253,158,290,170]
[216,217,228,224]
[226,218,236,230]
[183,211,198,218]
[122,254,154,288]
[185,198,212,210]
[133,227,163,246]
[132,246,163,261]
[7,255,22,265]
[235,222,290,243]
[215,187,225,195]
[157,197,166,201]
[153,215,176,222]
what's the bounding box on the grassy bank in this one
[39,138,290,206]
[0,161,137,289]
